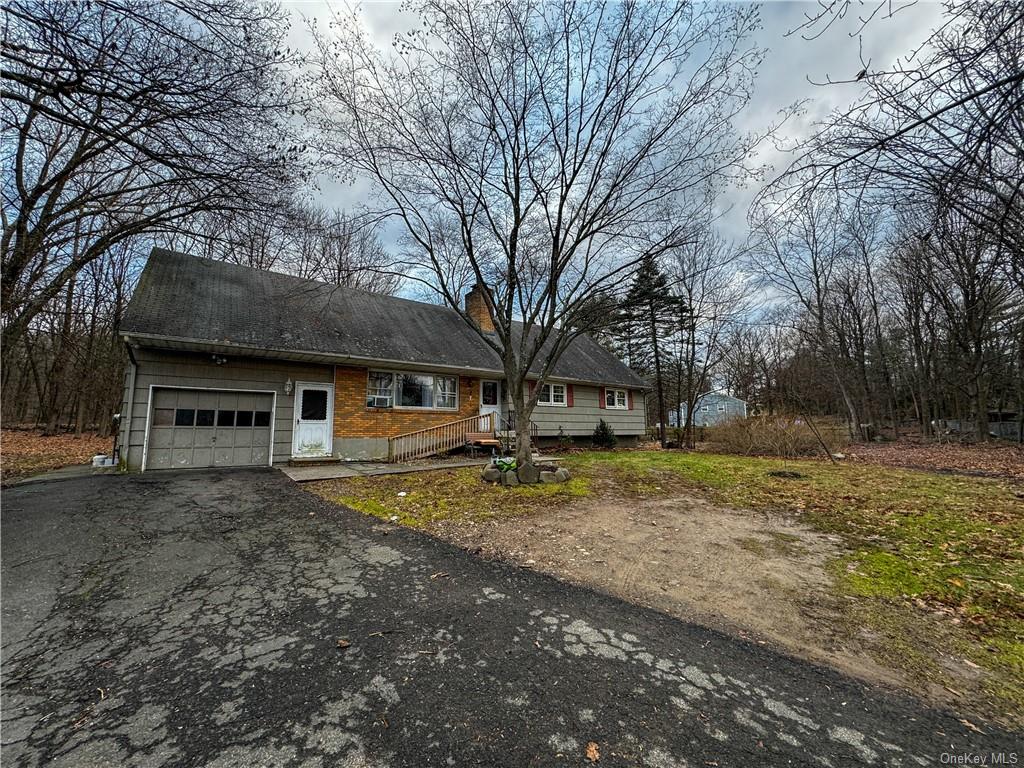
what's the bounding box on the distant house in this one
[669,393,747,428]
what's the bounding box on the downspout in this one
[119,338,139,468]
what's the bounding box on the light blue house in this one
[670,393,748,428]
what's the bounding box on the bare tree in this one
[311,0,770,475]
[671,230,750,448]
[1,0,305,367]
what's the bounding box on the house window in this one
[398,373,435,408]
[717,405,726,413]
[367,372,394,408]
[436,376,457,409]
[537,383,567,406]
[605,388,628,409]
[481,381,499,406]
[367,370,459,410]
[701,405,709,412]
[300,389,328,420]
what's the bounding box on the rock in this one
[554,467,571,482]
[481,466,501,483]
[516,463,540,485]
[831,452,846,460]
[539,471,559,484]
[501,470,520,486]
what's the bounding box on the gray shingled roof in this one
[121,249,647,388]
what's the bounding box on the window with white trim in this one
[717,404,726,412]
[366,371,458,410]
[367,372,394,408]
[605,388,628,409]
[701,405,709,412]
[537,383,566,406]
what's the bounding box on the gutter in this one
[118,331,649,391]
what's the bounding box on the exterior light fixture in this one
[284,378,293,395]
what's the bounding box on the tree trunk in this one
[650,311,667,448]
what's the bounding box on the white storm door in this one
[480,380,501,430]
[292,383,334,458]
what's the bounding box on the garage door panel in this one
[171,448,195,467]
[217,393,239,410]
[146,388,275,471]
[149,429,174,449]
[192,447,213,466]
[148,449,172,469]
[232,447,254,464]
[213,447,235,466]
[196,391,219,409]
[172,429,197,448]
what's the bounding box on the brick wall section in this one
[333,365,480,438]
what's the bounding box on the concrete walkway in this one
[280,458,490,482]
[6,463,117,487]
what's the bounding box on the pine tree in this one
[620,254,685,447]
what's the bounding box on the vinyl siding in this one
[526,385,646,436]
[672,394,747,428]
[118,348,333,470]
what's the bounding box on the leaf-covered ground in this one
[0,429,111,484]
[842,437,1024,480]
[309,449,1024,722]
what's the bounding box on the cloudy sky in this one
[285,0,947,248]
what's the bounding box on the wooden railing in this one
[501,412,540,439]
[387,412,495,463]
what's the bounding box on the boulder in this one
[539,471,559,484]
[516,463,541,485]
[481,466,502,483]
[501,470,520,486]
[554,467,571,482]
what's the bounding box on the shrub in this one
[592,418,617,449]
[705,416,848,458]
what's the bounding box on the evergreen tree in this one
[620,254,686,447]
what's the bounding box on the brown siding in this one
[333,366,480,438]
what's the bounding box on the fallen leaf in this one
[585,742,599,762]
[959,718,985,735]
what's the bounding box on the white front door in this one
[480,380,501,431]
[292,382,334,458]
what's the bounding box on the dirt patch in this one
[430,489,1013,724]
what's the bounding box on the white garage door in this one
[146,389,274,470]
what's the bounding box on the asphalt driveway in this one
[1,469,1018,767]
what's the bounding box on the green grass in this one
[308,466,590,529]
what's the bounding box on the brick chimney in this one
[464,283,495,333]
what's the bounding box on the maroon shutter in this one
[598,387,606,409]
[628,390,634,410]
[567,384,574,407]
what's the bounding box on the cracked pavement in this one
[1,469,1019,766]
